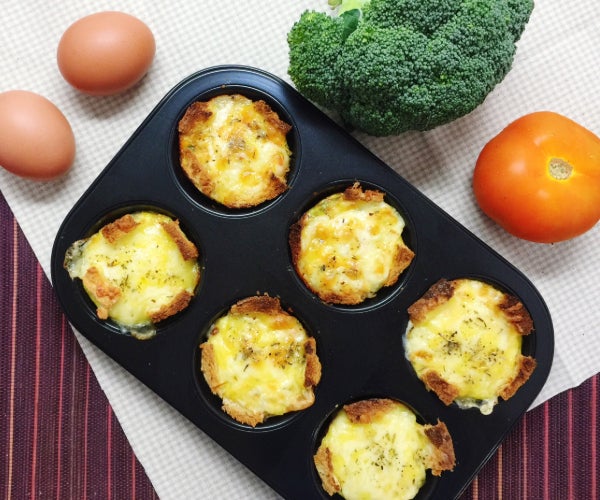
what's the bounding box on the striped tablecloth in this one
[0,192,158,500]
[1,189,597,499]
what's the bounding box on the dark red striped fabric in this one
[462,373,598,500]
[1,189,598,499]
[0,192,158,500]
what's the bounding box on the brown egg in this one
[0,90,76,180]
[57,11,155,96]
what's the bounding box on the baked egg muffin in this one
[314,398,455,500]
[404,278,537,415]
[178,93,292,208]
[200,295,321,427]
[289,183,414,305]
[64,211,200,339]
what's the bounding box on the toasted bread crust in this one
[149,290,194,323]
[288,219,302,266]
[100,214,139,243]
[343,181,384,203]
[160,220,199,261]
[177,101,212,134]
[388,245,416,286]
[304,337,322,387]
[180,146,215,198]
[498,294,534,335]
[407,279,456,323]
[253,99,292,135]
[343,398,396,424]
[422,371,460,406]
[500,355,537,400]
[199,342,219,391]
[230,294,282,316]
[314,446,340,496]
[82,266,121,319]
[423,420,456,476]
[222,401,265,428]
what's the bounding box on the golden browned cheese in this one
[178,94,292,208]
[289,183,414,305]
[200,295,321,426]
[405,278,537,414]
[314,398,455,499]
[64,212,200,338]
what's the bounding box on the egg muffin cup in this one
[313,397,455,499]
[63,209,201,339]
[51,66,554,500]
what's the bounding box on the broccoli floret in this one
[287,0,534,136]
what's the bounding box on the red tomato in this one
[473,111,600,243]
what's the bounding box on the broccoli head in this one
[287,0,534,136]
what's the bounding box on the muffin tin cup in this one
[310,397,443,500]
[51,65,554,499]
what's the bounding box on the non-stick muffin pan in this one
[51,65,554,500]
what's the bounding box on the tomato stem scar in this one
[548,157,573,180]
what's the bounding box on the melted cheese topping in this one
[295,191,410,304]
[66,212,199,336]
[179,94,291,208]
[318,403,435,499]
[404,280,523,415]
[202,306,316,424]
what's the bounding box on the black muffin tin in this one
[51,66,554,500]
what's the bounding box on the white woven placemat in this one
[1,1,599,498]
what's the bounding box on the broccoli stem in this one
[328,0,370,16]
